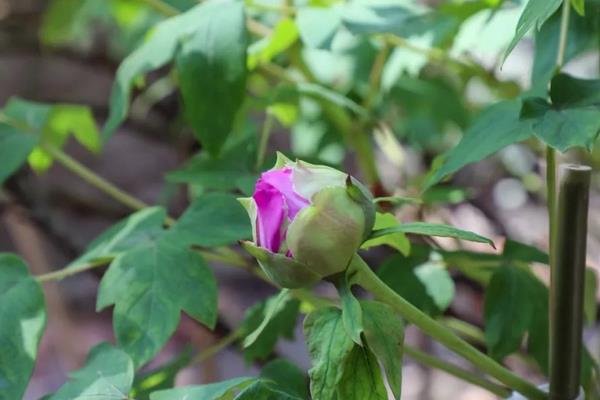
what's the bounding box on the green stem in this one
[549,164,591,400]
[404,346,512,398]
[42,143,150,212]
[138,0,179,16]
[35,258,109,283]
[351,255,547,399]
[191,329,242,365]
[256,112,275,170]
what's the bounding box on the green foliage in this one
[260,359,309,400]
[337,273,363,346]
[370,221,494,247]
[150,377,254,400]
[0,123,37,185]
[130,350,192,399]
[361,212,410,255]
[0,255,47,400]
[242,290,300,363]
[304,307,355,400]
[47,343,134,400]
[336,346,387,400]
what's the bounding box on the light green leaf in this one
[97,239,217,367]
[242,292,300,363]
[361,301,404,400]
[361,212,410,255]
[103,1,215,138]
[297,82,368,118]
[414,253,455,311]
[175,1,248,155]
[484,266,538,360]
[260,359,308,400]
[304,307,355,400]
[504,0,562,60]
[248,18,298,70]
[426,100,533,188]
[337,273,363,346]
[336,346,387,400]
[571,0,585,16]
[48,343,134,400]
[0,254,47,400]
[296,7,341,49]
[150,377,255,400]
[370,222,494,247]
[165,193,251,247]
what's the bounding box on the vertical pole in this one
[549,164,591,400]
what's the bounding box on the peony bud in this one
[239,153,375,288]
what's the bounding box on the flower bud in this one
[239,154,375,288]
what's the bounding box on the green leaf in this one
[484,266,540,360]
[426,100,533,188]
[165,193,251,247]
[378,249,455,315]
[370,222,494,247]
[336,346,387,400]
[150,377,255,400]
[260,359,308,400]
[550,73,600,108]
[296,7,341,49]
[28,105,100,173]
[502,239,549,264]
[0,254,47,400]
[571,0,585,15]
[521,97,600,152]
[166,135,257,192]
[175,1,248,155]
[103,1,214,138]
[131,349,192,399]
[361,301,404,400]
[504,0,562,60]
[235,380,304,400]
[584,268,598,326]
[69,207,166,266]
[97,239,217,367]
[304,307,355,400]
[248,18,299,70]
[361,213,410,255]
[0,123,37,185]
[337,273,363,346]
[47,343,134,400]
[242,292,300,363]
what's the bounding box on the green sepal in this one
[240,241,321,288]
[346,176,376,241]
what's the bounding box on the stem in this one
[138,0,179,16]
[404,346,512,398]
[35,259,109,283]
[191,329,242,365]
[256,112,275,170]
[549,164,591,400]
[351,255,547,399]
[43,143,150,212]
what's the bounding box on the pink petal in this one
[260,167,309,219]
[253,180,285,252]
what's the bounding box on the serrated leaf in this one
[103,1,214,138]
[361,213,410,255]
[242,292,300,363]
[165,193,251,247]
[150,377,255,400]
[304,307,354,400]
[336,346,387,400]
[504,0,562,61]
[47,343,134,400]
[361,301,404,400]
[0,254,47,400]
[484,266,539,360]
[70,207,166,268]
[260,359,309,400]
[248,18,298,70]
[521,97,600,152]
[426,100,533,188]
[370,222,494,247]
[175,1,248,155]
[97,239,217,367]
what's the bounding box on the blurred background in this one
[2,0,600,399]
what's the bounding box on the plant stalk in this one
[351,255,547,399]
[549,164,591,400]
